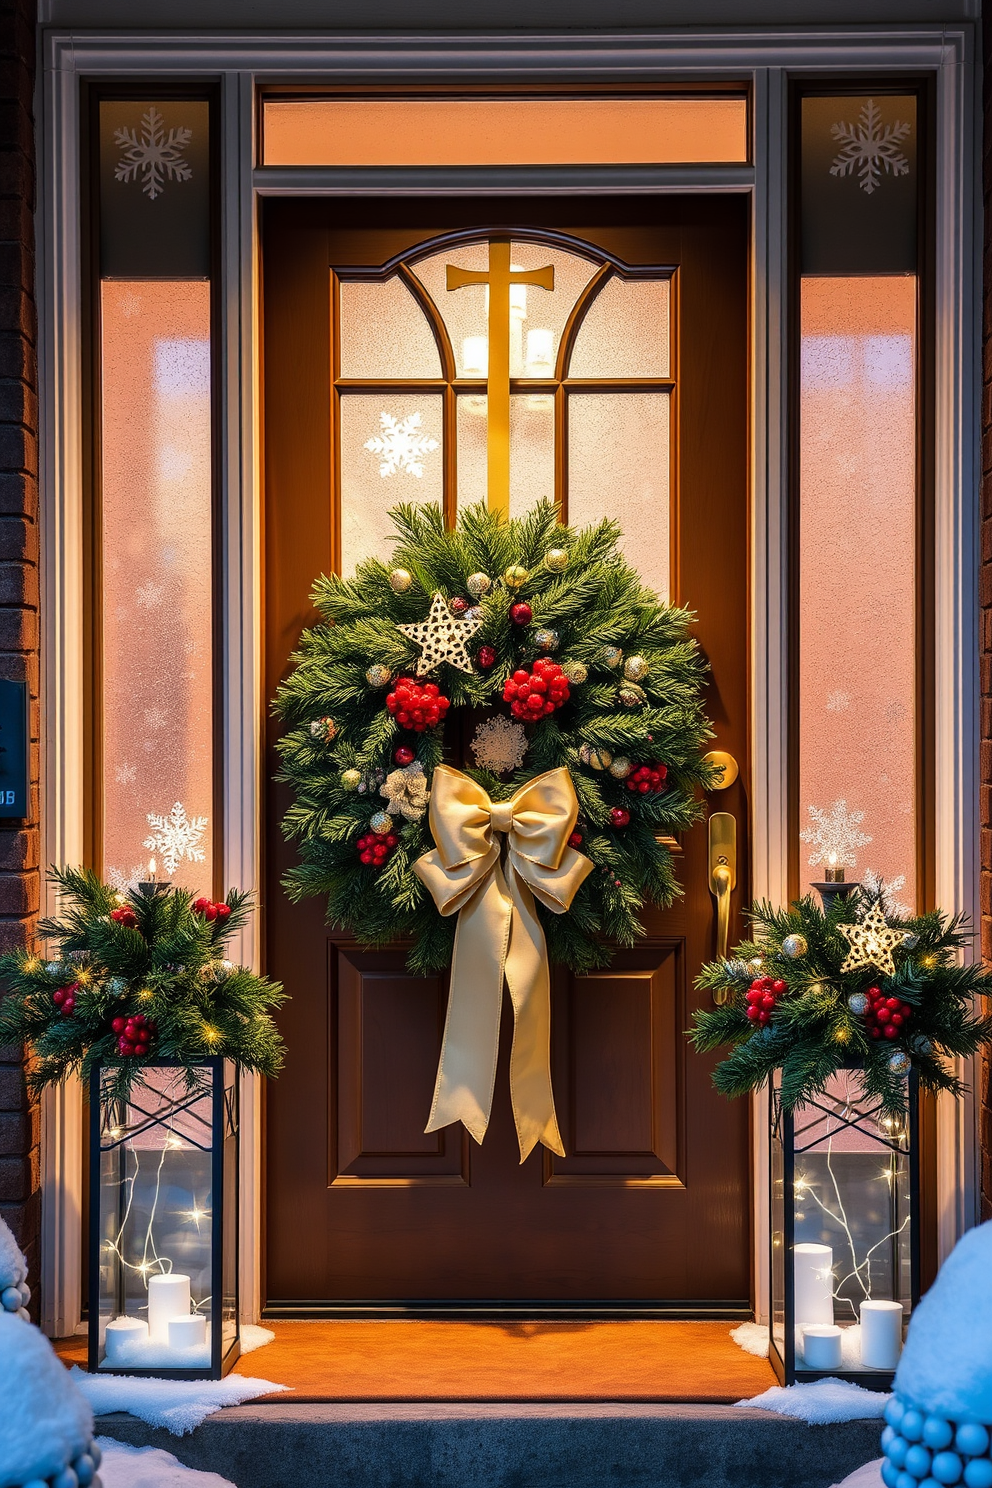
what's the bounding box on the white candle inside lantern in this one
[801,1324,843,1370]
[860,1299,903,1370]
[104,1315,148,1361]
[793,1243,834,1327]
[168,1313,207,1350]
[147,1272,191,1342]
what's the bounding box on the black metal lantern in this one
[88,1058,240,1379]
[770,1065,920,1387]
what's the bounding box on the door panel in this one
[262,195,750,1308]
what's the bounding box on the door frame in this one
[37,21,978,1334]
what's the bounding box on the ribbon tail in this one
[425,867,512,1146]
[503,864,565,1163]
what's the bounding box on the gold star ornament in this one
[838,901,912,978]
[397,592,482,677]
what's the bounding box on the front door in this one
[262,195,750,1309]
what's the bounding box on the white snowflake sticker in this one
[800,799,872,871]
[114,107,193,201]
[471,716,528,776]
[859,868,911,920]
[364,412,439,478]
[143,802,208,876]
[107,864,145,896]
[829,99,911,196]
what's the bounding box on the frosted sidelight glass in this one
[567,393,671,600]
[340,393,444,573]
[569,277,671,379]
[798,276,917,904]
[338,278,441,379]
[101,281,213,892]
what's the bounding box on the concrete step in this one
[98,1402,882,1488]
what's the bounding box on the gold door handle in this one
[708,811,737,1002]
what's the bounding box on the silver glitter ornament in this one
[609,756,632,779]
[579,743,612,771]
[888,1051,911,1077]
[562,660,587,684]
[464,606,483,623]
[389,568,413,593]
[903,933,919,950]
[370,811,393,836]
[365,664,392,688]
[781,933,808,959]
[602,646,623,669]
[623,655,649,682]
[466,572,491,598]
[619,684,646,708]
[847,992,868,1016]
[545,548,568,572]
[107,976,128,998]
[46,962,62,977]
[533,628,559,652]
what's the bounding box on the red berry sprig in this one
[503,659,570,720]
[110,905,138,929]
[112,1012,156,1058]
[386,678,451,733]
[357,831,399,869]
[626,763,668,795]
[193,897,232,923]
[52,982,79,1017]
[745,976,788,1026]
[863,985,913,1041]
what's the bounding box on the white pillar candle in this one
[147,1273,191,1342]
[168,1313,207,1350]
[860,1299,903,1370]
[802,1324,843,1370]
[793,1243,834,1327]
[104,1315,148,1361]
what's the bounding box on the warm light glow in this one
[76,968,93,986]
[24,956,40,973]
[201,1024,220,1044]
[139,988,154,1002]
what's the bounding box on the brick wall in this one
[0,0,41,1300]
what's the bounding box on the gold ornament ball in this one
[370,811,393,836]
[579,743,612,771]
[545,547,569,572]
[503,565,529,590]
[389,568,413,593]
[619,684,646,708]
[609,756,632,779]
[623,655,649,682]
[366,663,392,688]
[466,572,491,598]
[562,660,588,684]
[602,645,624,669]
[533,628,559,652]
[781,933,808,959]
[341,768,362,791]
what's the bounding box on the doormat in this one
[58,1321,775,1402]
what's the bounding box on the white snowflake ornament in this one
[143,802,208,876]
[800,799,871,871]
[398,591,481,676]
[829,98,911,196]
[364,411,439,478]
[380,762,430,821]
[107,864,145,896]
[114,106,193,201]
[471,716,528,776]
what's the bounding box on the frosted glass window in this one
[798,277,917,904]
[412,242,599,379]
[569,277,671,380]
[568,393,671,600]
[340,394,444,574]
[456,394,556,517]
[101,281,214,892]
[338,279,441,379]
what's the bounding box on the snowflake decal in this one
[829,99,911,196]
[114,107,193,202]
[471,716,529,776]
[859,869,911,920]
[364,412,439,478]
[800,799,872,871]
[107,864,145,896]
[143,801,208,876]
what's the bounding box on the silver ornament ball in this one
[602,645,624,669]
[888,1050,912,1077]
[389,568,413,593]
[533,627,559,652]
[366,664,392,688]
[609,755,632,779]
[847,992,869,1017]
[562,660,587,684]
[781,933,808,959]
[466,572,491,598]
[619,684,646,708]
[370,811,393,836]
[545,547,569,572]
[623,655,649,682]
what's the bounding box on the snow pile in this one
[737,1377,890,1423]
[96,1438,235,1488]
[730,1321,769,1357]
[0,1212,30,1319]
[239,1324,274,1354]
[0,1313,96,1488]
[830,1463,884,1488]
[71,1367,290,1435]
[895,1217,992,1422]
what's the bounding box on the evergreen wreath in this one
[275,500,718,975]
[0,868,287,1100]
[689,884,992,1114]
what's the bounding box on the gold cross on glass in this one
[446,240,554,520]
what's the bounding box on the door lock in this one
[708,812,737,1001]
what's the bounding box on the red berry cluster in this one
[112,1012,156,1058]
[386,678,451,732]
[503,659,570,720]
[862,986,913,1041]
[626,763,668,795]
[193,897,232,923]
[52,982,79,1017]
[110,905,138,929]
[745,976,788,1025]
[357,830,399,868]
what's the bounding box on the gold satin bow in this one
[413,765,593,1162]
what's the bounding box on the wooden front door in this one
[262,196,750,1309]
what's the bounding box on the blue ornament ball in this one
[903,1411,926,1443]
[89,1444,101,1469]
[889,1437,911,1469]
[21,1480,48,1488]
[905,1446,934,1479]
[931,1452,965,1485]
[956,1426,991,1459]
[964,1462,992,1488]
[883,1428,898,1453]
[73,1453,96,1486]
[52,1468,79,1488]
[925,1420,956,1451]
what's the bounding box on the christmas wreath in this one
[689,885,992,1114]
[0,869,287,1100]
[274,500,716,974]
